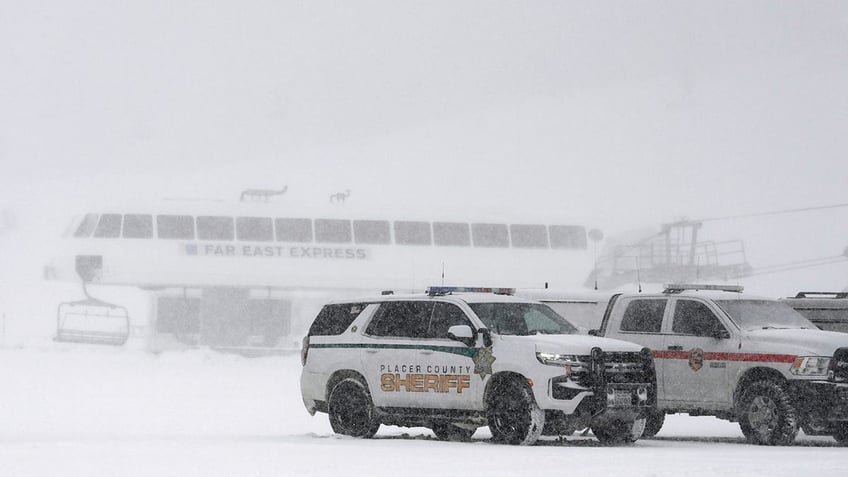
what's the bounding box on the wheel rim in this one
[491,388,529,441]
[747,395,778,440]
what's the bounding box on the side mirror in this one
[588,329,600,337]
[479,328,493,347]
[712,328,731,340]
[447,325,475,346]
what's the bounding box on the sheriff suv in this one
[300,288,656,446]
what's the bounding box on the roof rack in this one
[663,283,744,294]
[426,286,515,297]
[793,291,848,299]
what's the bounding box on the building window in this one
[196,216,234,240]
[472,223,509,248]
[157,215,195,239]
[510,224,548,248]
[74,214,99,238]
[93,214,122,238]
[122,214,153,239]
[394,221,431,245]
[433,222,470,246]
[354,220,390,244]
[315,219,352,243]
[275,218,313,243]
[236,217,273,242]
[549,225,587,249]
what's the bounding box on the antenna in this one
[636,256,643,293]
[588,229,604,291]
[441,262,445,287]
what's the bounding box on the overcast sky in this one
[1,1,848,289]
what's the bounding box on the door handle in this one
[365,349,379,354]
[419,350,434,355]
[667,345,683,351]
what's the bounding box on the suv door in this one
[661,298,732,407]
[360,300,479,410]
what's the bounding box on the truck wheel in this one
[592,417,646,444]
[487,379,545,445]
[328,377,380,438]
[642,409,666,438]
[833,424,848,445]
[738,381,798,445]
[432,423,476,442]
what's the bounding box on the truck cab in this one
[591,284,848,445]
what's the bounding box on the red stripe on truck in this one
[652,350,797,363]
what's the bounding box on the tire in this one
[833,423,848,445]
[487,379,545,446]
[641,409,666,438]
[592,417,646,444]
[737,380,798,446]
[431,423,476,442]
[328,377,380,438]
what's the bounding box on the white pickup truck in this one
[585,284,848,445]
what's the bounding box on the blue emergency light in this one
[426,286,516,296]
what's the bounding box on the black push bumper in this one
[789,380,848,424]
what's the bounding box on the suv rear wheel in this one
[487,379,544,445]
[328,377,380,438]
[738,380,798,445]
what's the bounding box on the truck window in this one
[620,299,666,333]
[672,300,727,337]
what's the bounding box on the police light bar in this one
[427,286,516,296]
[663,284,744,294]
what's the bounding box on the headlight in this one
[789,356,831,376]
[536,352,588,369]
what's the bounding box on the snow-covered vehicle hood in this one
[500,333,645,355]
[746,328,848,356]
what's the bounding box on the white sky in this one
[1,1,848,290]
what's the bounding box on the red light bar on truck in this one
[663,284,744,294]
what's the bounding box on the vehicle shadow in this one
[366,431,842,448]
[647,435,841,447]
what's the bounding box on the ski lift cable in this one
[699,202,848,223]
[747,257,848,277]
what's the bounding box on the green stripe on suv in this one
[310,343,480,358]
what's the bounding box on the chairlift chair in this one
[55,296,130,346]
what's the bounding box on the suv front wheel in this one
[738,380,798,445]
[486,378,544,445]
[328,377,380,438]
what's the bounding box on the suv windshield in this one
[469,302,578,336]
[716,299,816,331]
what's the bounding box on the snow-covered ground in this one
[0,343,843,477]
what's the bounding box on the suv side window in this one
[308,303,368,336]
[428,302,472,339]
[366,301,435,338]
[620,299,666,333]
[672,299,727,337]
